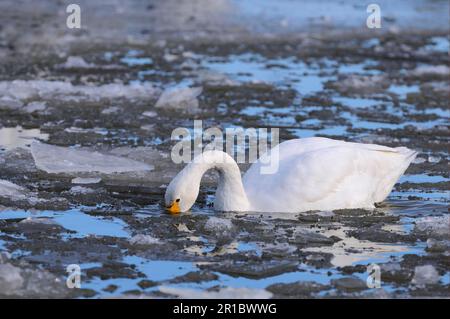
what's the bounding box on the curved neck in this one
[188,151,250,211]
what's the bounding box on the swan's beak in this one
[166,200,181,214]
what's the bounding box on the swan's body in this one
[165,137,417,213]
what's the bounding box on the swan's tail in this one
[395,147,418,163]
[373,147,418,203]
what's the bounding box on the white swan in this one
[164,137,417,213]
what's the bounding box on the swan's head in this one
[164,170,200,214]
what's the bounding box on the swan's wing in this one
[243,146,356,210]
[286,146,359,203]
[244,144,416,211]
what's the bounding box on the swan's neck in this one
[189,151,250,211]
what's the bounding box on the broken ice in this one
[31,141,154,174]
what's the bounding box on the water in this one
[0,209,129,238]
[424,36,449,53]
[201,53,333,93]
[1,13,449,298]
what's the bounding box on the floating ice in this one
[23,101,47,113]
[69,186,95,194]
[159,286,272,299]
[155,85,202,112]
[196,70,239,87]
[31,141,154,174]
[57,56,96,69]
[19,217,59,226]
[414,215,450,237]
[427,155,441,163]
[175,223,192,233]
[0,261,69,298]
[101,106,120,114]
[412,65,450,76]
[0,126,49,150]
[331,75,387,94]
[204,217,234,233]
[0,96,23,110]
[0,263,24,293]
[129,234,161,245]
[142,111,157,117]
[0,80,159,103]
[411,265,440,286]
[163,53,179,63]
[0,179,28,200]
[71,177,102,184]
[426,238,450,253]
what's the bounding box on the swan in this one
[164,137,417,213]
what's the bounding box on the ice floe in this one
[413,215,450,238]
[0,80,160,104]
[71,177,102,184]
[0,179,28,200]
[31,141,154,174]
[411,265,440,287]
[129,234,161,245]
[0,259,69,298]
[155,85,202,112]
[57,56,96,69]
[330,75,387,94]
[412,65,450,76]
[69,186,96,194]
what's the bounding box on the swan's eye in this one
[176,198,180,202]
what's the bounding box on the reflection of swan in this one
[165,137,417,213]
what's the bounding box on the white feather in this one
[165,137,417,213]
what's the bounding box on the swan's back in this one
[243,137,417,212]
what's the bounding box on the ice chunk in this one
[427,155,441,163]
[163,53,179,63]
[69,186,95,194]
[31,141,154,174]
[411,265,440,286]
[0,263,24,293]
[57,56,95,69]
[159,286,272,299]
[19,217,59,226]
[23,101,47,113]
[101,106,120,114]
[142,111,157,117]
[71,177,102,184]
[426,238,450,253]
[175,223,192,233]
[331,75,387,94]
[0,80,159,103]
[196,70,239,87]
[129,234,161,245]
[0,179,28,200]
[0,126,49,151]
[0,262,70,297]
[155,85,202,112]
[412,65,450,76]
[412,157,426,164]
[204,217,234,234]
[0,96,23,110]
[414,215,450,237]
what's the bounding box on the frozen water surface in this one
[0,126,49,151]
[0,0,449,299]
